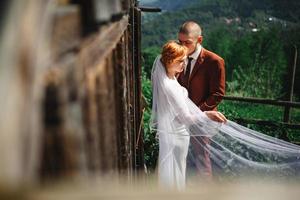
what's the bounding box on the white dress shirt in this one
[184,44,202,76]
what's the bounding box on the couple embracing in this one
[150,21,300,189]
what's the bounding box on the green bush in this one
[142,70,159,172]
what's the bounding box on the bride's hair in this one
[160,41,187,67]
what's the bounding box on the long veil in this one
[150,55,300,185]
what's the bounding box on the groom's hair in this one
[179,21,202,37]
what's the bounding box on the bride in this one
[151,41,300,190]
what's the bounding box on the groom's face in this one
[178,33,202,55]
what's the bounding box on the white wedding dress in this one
[151,55,300,190]
[157,78,190,189]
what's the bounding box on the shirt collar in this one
[189,44,202,60]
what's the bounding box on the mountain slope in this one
[141,0,300,21]
[139,0,198,11]
[141,0,300,48]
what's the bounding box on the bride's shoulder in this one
[164,78,177,90]
[174,80,188,96]
[166,79,184,90]
[182,86,188,96]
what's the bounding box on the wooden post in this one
[114,37,132,176]
[283,45,298,123]
[132,5,144,172]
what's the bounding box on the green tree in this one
[142,46,161,79]
[227,27,288,98]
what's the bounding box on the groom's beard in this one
[189,43,200,56]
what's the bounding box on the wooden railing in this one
[222,46,299,141]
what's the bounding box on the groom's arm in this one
[200,58,225,111]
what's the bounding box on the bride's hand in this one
[204,111,227,123]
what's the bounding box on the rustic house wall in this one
[0,0,143,186]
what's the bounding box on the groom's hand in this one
[204,111,227,123]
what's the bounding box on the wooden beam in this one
[79,15,129,71]
[223,96,300,108]
[139,7,161,12]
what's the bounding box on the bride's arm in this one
[164,82,226,124]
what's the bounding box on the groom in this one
[177,21,226,178]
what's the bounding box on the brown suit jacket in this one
[178,48,225,111]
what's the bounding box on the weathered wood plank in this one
[79,16,129,72]
[0,0,139,188]
[51,5,81,60]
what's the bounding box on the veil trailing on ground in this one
[150,55,300,188]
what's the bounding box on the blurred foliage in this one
[142,70,158,172]
[225,28,287,98]
[142,46,160,78]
